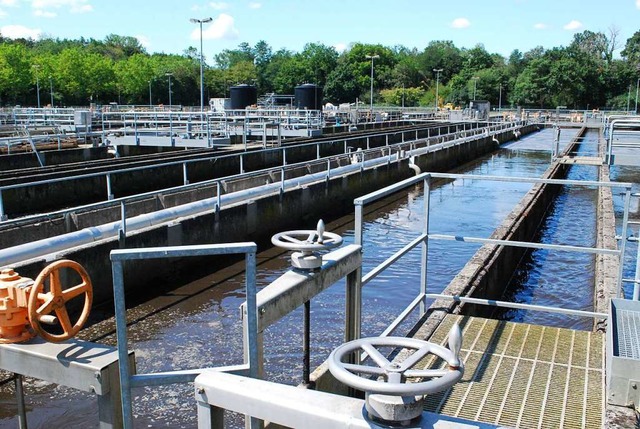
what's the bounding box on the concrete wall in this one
[1,123,469,217]
[0,146,109,170]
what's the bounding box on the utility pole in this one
[365,54,379,119]
[433,68,443,112]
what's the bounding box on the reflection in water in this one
[2,128,597,428]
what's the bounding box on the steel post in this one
[420,175,431,315]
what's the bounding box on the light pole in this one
[635,78,639,114]
[166,72,173,108]
[433,68,443,111]
[190,17,212,112]
[49,75,54,108]
[166,72,173,145]
[365,54,379,117]
[627,84,632,112]
[148,80,153,107]
[498,83,502,111]
[472,76,479,101]
[32,64,41,108]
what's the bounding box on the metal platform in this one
[557,156,604,165]
[421,314,604,429]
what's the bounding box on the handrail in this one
[354,171,634,338]
[0,121,523,221]
[110,243,258,429]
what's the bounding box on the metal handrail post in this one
[633,234,640,300]
[420,175,431,315]
[354,202,364,246]
[618,188,632,297]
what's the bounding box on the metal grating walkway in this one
[420,314,604,429]
[616,309,640,359]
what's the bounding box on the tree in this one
[622,30,640,70]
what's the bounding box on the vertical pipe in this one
[240,154,244,174]
[119,201,127,248]
[420,175,431,315]
[216,181,221,212]
[354,203,363,246]
[618,187,632,297]
[0,190,5,220]
[633,234,640,300]
[183,162,189,185]
[302,301,310,385]
[14,374,27,429]
[106,174,113,200]
[111,260,134,429]
[282,148,286,166]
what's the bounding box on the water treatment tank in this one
[229,84,257,109]
[294,84,323,110]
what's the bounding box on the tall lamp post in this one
[498,83,502,111]
[32,64,41,108]
[365,54,379,117]
[166,72,174,145]
[627,84,632,112]
[472,76,479,101]
[635,78,639,114]
[148,80,153,107]
[433,68,443,112]
[190,17,212,112]
[49,76,54,108]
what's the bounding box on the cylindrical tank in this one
[294,84,323,110]
[229,84,257,109]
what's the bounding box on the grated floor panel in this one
[421,314,604,429]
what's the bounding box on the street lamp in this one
[498,83,502,111]
[166,72,174,144]
[166,72,173,108]
[49,75,54,108]
[635,78,639,114]
[472,76,479,101]
[365,54,379,117]
[148,80,153,107]
[32,64,41,108]
[627,84,632,112]
[190,17,212,112]
[433,68,443,111]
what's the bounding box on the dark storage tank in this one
[229,84,257,109]
[294,84,323,110]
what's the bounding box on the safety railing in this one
[109,243,258,429]
[605,115,640,165]
[0,121,524,221]
[354,172,634,337]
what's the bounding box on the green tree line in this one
[1,29,639,109]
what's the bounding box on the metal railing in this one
[110,243,258,429]
[0,121,523,221]
[354,172,634,336]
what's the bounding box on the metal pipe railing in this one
[110,243,258,429]
[354,170,634,339]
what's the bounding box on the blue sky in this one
[1,0,639,62]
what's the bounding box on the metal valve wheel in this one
[271,220,343,269]
[28,259,93,343]
[328,324,463,423]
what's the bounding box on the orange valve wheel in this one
[28,260,93,343]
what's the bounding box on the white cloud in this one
[0,24,42,39]
[0,0,17,7]
[136,34,150,49]
[209,1,228,9]
[34,9,56,17]
[637,0,640,9]
[30,0,92,14]
[451,17,470,29]
[533,23,547,30]
[197,13,238,40]
[248,2,261,9]
[333,42,346,53]
[563,20,583,30]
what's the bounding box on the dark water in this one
[1,128,596,428]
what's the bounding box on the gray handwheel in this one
[271,219,342,251]
[328,335,463,396]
